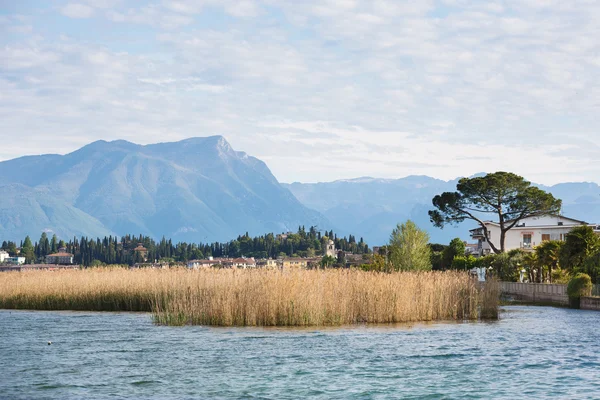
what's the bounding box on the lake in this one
[1,306,599,399]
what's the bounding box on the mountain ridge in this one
[0,136,330,242]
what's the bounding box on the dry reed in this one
[0,268,498,326]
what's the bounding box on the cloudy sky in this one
[1,0,599,184]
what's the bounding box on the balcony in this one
[470,229,486,239]
[520,242,536,251]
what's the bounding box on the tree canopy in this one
[388,220,432,271]
[429,172,562,253]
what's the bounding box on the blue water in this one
[1,306,599,399]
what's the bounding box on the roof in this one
[469,214,590,231]
[47,252,74,257]
[134,246,148,251]
[231,258,255,263]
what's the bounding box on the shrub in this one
[451,255,480,270]
[566,273,592,309]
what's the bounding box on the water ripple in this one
[1,306,599,399]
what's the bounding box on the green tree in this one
[581,252,600,284]
[429,172,562,253]
[443,238,466,269]
[451,255,480,270]
[21,236,35,264]
[38,232,50,258]
[321,255,336,268]
[535,240,562,283]
[50,234,58,253]
[388,220,432,271]
[559,226,600,273]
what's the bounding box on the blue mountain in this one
[0,136,329,242]
[284,176,600,245]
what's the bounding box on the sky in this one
[1,0,600,185]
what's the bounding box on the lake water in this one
[1,306,599,399]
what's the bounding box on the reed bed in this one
[0,268,498,326]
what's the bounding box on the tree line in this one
[1,226,370,267]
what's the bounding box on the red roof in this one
[47,252,73,257]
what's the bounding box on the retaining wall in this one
[500,282,569,306]
[581,296,600,311]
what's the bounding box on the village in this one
[2,213,600,274]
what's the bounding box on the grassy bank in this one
[0,268,498,326]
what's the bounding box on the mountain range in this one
[1,136,599,246]
[284,177,600,245]
[0,136,327,243]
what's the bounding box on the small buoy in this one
[48,341,52,345]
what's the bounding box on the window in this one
[522,234,532,248]
[542,234,550,242]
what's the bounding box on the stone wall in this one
[500,282,569,306]
[581,296,600,311]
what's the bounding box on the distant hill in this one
[284,177,600,245]
[0,136,330,242]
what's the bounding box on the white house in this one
[470,214,599,256]
[5,256,26,265]
[0,250,9,263]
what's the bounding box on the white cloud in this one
[2,0,600,185]
[61,3,95,19]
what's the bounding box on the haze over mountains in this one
[1,136,599,245]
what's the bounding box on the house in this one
[0,250,9,263]
[464,242,479,256]
[282,257,321,269]
[45,247,74,265]
[229,257,256,268]
[264,258,283,268]
[276,232,293,241]
[133,244,149,262]
[4,256,26,265]
[187,259,220,269]
[283,258,309,269]
[470,214,599,256]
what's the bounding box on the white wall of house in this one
[473,215,593,255]
[0,250,9,263]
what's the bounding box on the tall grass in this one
[0,268,498,326]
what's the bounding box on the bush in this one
[451,255,480,270]
[551,268,571,284]
[566,273,592,309]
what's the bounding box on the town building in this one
[325,240,336,257]
[45,247,74,265]
[265,259,281,268]
[187,257,256,269]
[464,242,480,256]
[283,258,309,269]
[470,214,599,256]
[187,259,221,269]
[0,250,9,263]
[133,244,149,262]
[4,256,26,265]
[282,257,321,269]
[228,257,256,268]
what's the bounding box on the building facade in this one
[5,256,26,265]
[325,240,336,257]
[470,214,598,256]
[45,248,74,265]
